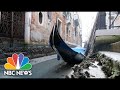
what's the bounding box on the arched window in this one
[47,12,52,21]
[66,24,70,36]
[39,12,43,24]
[75,27,77,37]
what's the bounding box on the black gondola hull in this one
[49,23,85,64]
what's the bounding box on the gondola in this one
[49,22,85,64]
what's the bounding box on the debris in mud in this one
[97,61,102,66]
[66,57,103,78]
[91,64,98,68]
[66,52,120,79]
[84,71,90,77]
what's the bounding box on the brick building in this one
[0,12,82,48]
[29,12,82,46]
[30,12,66,45]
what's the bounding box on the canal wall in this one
[110,41,120,53]
[94,35,120,53]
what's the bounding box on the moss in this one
[68,52,120,78]
[98,53,120,78]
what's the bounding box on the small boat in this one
[49,22,85,64]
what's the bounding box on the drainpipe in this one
[24,12,31,44]
[109,12,111,29]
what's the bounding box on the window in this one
[75,27,77,36]
[63,12,67,17]
[39,12,43,24]
[66,12,71,20]
[66,26,69,35]
[47,12,52,21]
[66,24,70,36]
[69,29,71,36]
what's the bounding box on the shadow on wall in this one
[94,43,111,52]
[94,42,120,53]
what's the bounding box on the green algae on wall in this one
[97,53,120,78]
[94,35,120,52]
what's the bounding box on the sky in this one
[78,12,98,43]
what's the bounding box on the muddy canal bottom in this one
[66,52,120,79]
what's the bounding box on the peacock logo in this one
[4,53,32,70]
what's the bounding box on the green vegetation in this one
[97,53,120,78]
[67,52,120,78]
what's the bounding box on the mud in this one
[66,52,120,79]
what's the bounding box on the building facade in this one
[96,12,106,30]
[0,12,82,48]
[64,12,82,46]
[29,12,82,46]
[30,12,66,45]
[95,12,120,30]
[106,12,120,29]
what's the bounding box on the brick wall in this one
[30,12,50,45]
[30,12,82,46]
[30,12,66,45]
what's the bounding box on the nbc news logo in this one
[4,53,32,76]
